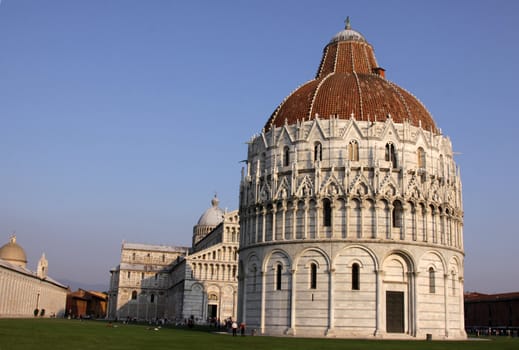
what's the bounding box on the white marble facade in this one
[237,23,466,340]
[108,199,239,325]
[0,237,68,318]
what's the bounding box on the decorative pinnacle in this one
[345,16,351,30]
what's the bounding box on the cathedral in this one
[107,196,239,324]
[236,20,466,339]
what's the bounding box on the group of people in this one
[224,317,246,336]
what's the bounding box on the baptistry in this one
[237,19,465,339]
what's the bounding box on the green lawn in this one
[0,319,517,350]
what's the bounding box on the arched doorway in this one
[382,252,415,335]
[207,293,218,321]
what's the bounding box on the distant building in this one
[107,242,188,321]
[465,292,519,330]
[66,289,108,319]
[108,196,239,324]
[0,236,68,317]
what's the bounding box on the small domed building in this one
[237,20,465,339]
[0,235,68,317]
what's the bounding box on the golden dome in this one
[0,236,27,267]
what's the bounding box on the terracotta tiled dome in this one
[265,20,437,133]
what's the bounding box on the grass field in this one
[0,319,517,350]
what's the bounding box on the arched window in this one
[276,264,282,290]
[385,143,397,168]
[352,263,360,290]
[348,140,359,161]
[310,263,317,289]
[429,267,436,293]
[392,201,403,228]
[127,271,131,279]
[150,294,155,303]
[314,142,322,162]
[131,290,138,300]
[323,198,332,227]
[141,272,144,280]
[417,147,426,169]
[132,252,136,261]
[283,146,290,166]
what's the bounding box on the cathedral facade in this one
[237,21,465,339]
[108,196,239,324]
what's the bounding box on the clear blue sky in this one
[1,0,518,293]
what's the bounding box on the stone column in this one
[315,200,321,239]
[440,212,446,245]
[459,276,466,337]
[272,205,277,241]
[330,199,336,238]
[444,273,449,338]
[241,270,248,323]
[260,270,266,334]
[374,269,384,337]
[401,205,407,240]
[423,206,429,242]
[261,207,267,242]
[326,268,336,336]
[373,199,380,239]
[431,208,437,243]
[344,201,350,238]
[407,271,417,336]
[286,268,297,336]
[388,204,394,239]
[358,199,364,238]
[281,202,287,240]
[411,206,417,241]
[255,207,260,244]
[449,215,454,246]
[303,200,309,239]
[292,203,297,240]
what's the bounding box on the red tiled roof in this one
[265,28,438,133]
[465,292,519,302]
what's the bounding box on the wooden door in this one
[386,291,404,333]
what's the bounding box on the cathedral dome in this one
[193,195,225,246]
[0,236,27,268]
[265,20,437,133]
[197,195,224,226]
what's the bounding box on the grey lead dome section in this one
[329,17,366,43]
[192,195,225,246]
[197,195,224,226]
